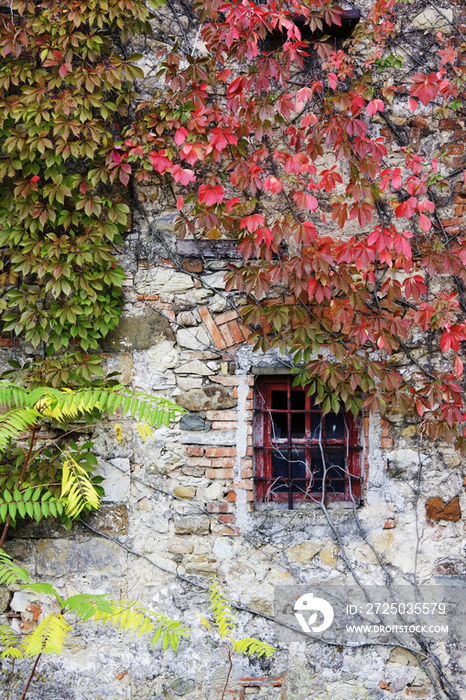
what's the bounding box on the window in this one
[254,376,361,509]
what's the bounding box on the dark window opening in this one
[254,376,361,509]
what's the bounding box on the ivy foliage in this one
[0,0,153,360]
[0,551,190,659]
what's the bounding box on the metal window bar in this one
[254,377,361,509]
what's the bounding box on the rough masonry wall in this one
[1,0,466,698]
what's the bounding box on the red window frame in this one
[254,376,361,509]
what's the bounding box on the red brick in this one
[226,491,237,502]
[216,309,240,325]
[218,514,235,523]
[228,320,245,344]
[206,410,237,421]
[212,458,235,469]
[218,322,236,347]
[136,294,159,300]
[212,421,237,430]
[440,119,458,129]
[246,491,254,501]
[242,325,252,340]
[210,376,239,386]
[186,445,204,456]
[186,457,211,467]
[199,306,226,350]
[182,259,203,273]
[236,479,253,490]
[456,205,464,216]
[206,503,229,513]
[445,226,460,235]
[206,447,236,457]
[406,688,430,698]
[448,144,464,155]
[241,469,253,478]
[381,438,393,448]
[0,338,14,346]
[205,468,234,479]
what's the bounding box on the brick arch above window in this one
[254,376,362,509]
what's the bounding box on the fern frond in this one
[64,593,114,621]
[0,384,30,409]
[232,637,276,658]
[0,622,21,648]
[0,621,23,660]
[23,613,71,656]
[0,550,30,585]
[1,645,23,659]
[0,408,41,451]
[20,582,63,606]
[208,579,236,640]
[95,601,189,652]
[42,387,185,426]
[61,452,100,518]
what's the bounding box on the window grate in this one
[254,376,361,509]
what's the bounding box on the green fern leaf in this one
[23,613,71,656]
[0,551,30,585]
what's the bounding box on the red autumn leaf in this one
[328,72,337,90]
[240,214,265,233]
[408,98,418,111]
[410,72,438,105]
[174,127,189,145]
[225,197,240,212]
[171,164,196,186]
[440,324,466,353]
[112,150,122,164]
[366,99,384,116]
[255,227,274,248]
[419,213,432,232]
[263,176,282,194]
[395,197,417,219]
[198,183,225,206]
[176,196,184,211]
[30,175,40,182]
[455,355,464,376]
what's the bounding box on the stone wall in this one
[2,0,466,698]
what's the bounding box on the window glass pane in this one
[310,449,324,492]
[271,390,287,410]
[290,448,306,494]
[290,391,305,410]
[310,414,322,439]
[271,450,289,493]
[290,413,305,438]
[326,413,345,439]
[326,449,346,493]
[271,413,287,440]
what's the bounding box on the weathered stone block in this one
[8,517,74,540]
[100,309,174,351]
[180,431,236,446]
[135,267,194,295]
[97,457,130,502]
[170,678,196,696]
[174,360,212,376]
[36,538,126,577]
[180,414,206,431]
[175,386,237,412]
[84,504,129,536]
[0,586,11,612]
[174,515,210,535]
[174,486,196,499]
